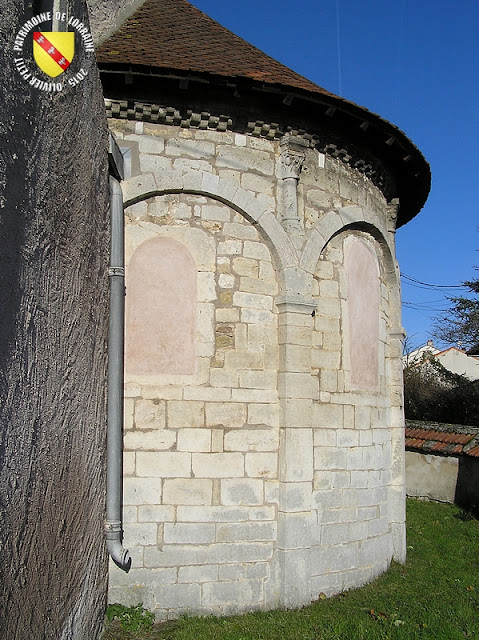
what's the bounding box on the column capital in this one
[276,296,317,314]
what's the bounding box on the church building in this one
[96,0,430,619]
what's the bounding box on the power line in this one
[401,273,468,290]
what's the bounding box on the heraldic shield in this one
[33,32,74,78]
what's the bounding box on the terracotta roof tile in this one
[97,0,334,97]
[405,422,479,458]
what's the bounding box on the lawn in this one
[103,499,479,639]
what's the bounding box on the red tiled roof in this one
[96,0,335,96]
[405,423,479,458]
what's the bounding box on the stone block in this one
[197,271,216,302]
[139,154,173,173]
[201,204,231,222]
[277,511,312,548]
[164,523,215,544]
[177,428,211,452]
[243,240,271,261]
[313,471,332,491]
[240,370,276,390]
[278,372,314,398]
[278,482,312,512]
[152,583,202,610]
[173,158,212,173]
[240,308,276,325]
[207,542,273,564]
[165,138,215,158]
[205,402,247,428]
[211,429,224,453]
[144,545,208,568]
[282,398,313,428]
[192,452,244,478]
[178,564,219,583]
[216,145,274,176]
[313,403,343,428]
[314,447,346,471]
[201,579,263,607]
[279,429,313,482]
[177,505,250,522]
[109,566,176,589]
[241,172,273,195]
[313,427,336,447]
[368,517,389,538]
[216,522,276,542]
[348,521,369,542]
[350,470,368,488]
[124,522,158,546]
[163,478,213,505]
[218,239,242,255]
[124,477,162,506]
[355,406,371,430]
[321,522,351,546]
[221,478,264,505]
[277,548,311,608]
[239,276,277,295]
[219,563,245,581]
[231,388,277,403]
[135,399,166,430]
[223,222,258,241]
[142,386,182,400]
[279,345,312,373]
[224,428,278,452]
[125,429,176,451]
[136,452,191,477]
[184,387,231,402]
[138,505,175,522]
[218,273,235,288]
[168,401,205,428]
[233,291,272,311]
[247,403,280,427]
[215,308,239,324]
[278,324,311,346]
[319,279,339,298]
[245,452,278,479]
[124,452,135,476]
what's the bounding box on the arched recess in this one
[122,171,299,281]
[306,218,401,330]
[344,235,380,390]
[125,237,197,375]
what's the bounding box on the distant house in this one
[405,340,479,381]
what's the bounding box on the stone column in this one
[276,295,317,608]
[388,326,407,563]
[279,136,308,236]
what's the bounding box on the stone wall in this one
[107,119,405,619]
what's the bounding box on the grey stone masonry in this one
[108,119,406,620]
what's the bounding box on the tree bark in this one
[0,2,109,638]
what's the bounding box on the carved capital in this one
[279,135,308,180]
[387,198,400,232]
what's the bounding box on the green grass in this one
[103,500,479,640]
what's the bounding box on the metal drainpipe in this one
[105,174,130,570]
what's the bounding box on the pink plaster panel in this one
[345,237,379,390]
[126,237,197,375]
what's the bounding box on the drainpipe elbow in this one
[105,523,131,571]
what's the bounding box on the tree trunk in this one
[0,2,109,638]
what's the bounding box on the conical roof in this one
[97,0,430,224]
[96,0,335,97]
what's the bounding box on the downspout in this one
[105,169,130,570]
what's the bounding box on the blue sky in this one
[191,0,479,348]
